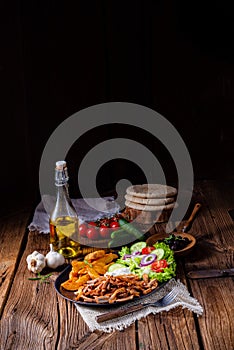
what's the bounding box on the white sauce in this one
[105,267,131,276]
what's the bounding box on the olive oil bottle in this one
[49,161,81,258]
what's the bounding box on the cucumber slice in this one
[130,241,147,253]
[151,248,164,260]
[108,263,126,272]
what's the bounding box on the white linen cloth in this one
[28,195,120,233]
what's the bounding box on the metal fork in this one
[96,287,179,323]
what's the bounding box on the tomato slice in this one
[155,268,164,273]
[151,259,168,272]
[141,246,155,254]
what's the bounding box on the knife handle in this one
[187,268,234,279]
[182,203,202,232]
[96,303,144,323]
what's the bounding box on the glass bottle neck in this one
[54,166,72,203]
[52,183,77,219]
[55,165,69,186]
[56,183,70,202]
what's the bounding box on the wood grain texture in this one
[187,181,234,350]
[72,327,137,350]
[138,308,200,350]
[1,181,234,350]
[0,231,137,350]
[0,209,31,317]
[183,182,234,271]
[190,279,234,350]
[0,231,59,350]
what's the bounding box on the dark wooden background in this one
[1,0,234,214]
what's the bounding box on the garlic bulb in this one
[26,251,46,273]
[45,244,65,269]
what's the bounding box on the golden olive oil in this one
[49,216,81,258]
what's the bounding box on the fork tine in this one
[161,288,179,305]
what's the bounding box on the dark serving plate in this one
[54,264,169,307]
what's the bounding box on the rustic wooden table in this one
[0,181,233,350]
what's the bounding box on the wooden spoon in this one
[146,203,202,256]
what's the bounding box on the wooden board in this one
[0,208,31,317]
[1,180,234,350]
[190,278,234,350]
[0,231,59,349]
[0,231,137,350]
[185,181,234,350]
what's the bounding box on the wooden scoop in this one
[179,203,202,233]
[146,203,202,256]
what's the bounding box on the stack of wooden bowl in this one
[124,184,178,224]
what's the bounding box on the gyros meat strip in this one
[75,274,158,304]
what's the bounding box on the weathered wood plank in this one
[187,181,234,350]
[138,308,200,350]
[183,182,234,271]
[190,278,234,350]
[1,180,233,350]
[0,231,59,350]
[0,231,137,350]
[73,327,137,350]
[0,208,31,317]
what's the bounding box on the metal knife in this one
[187,268,234,279]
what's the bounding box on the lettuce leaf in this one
[118,246,130,259]
[116,241,176,282]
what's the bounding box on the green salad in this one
[108,241,176,283]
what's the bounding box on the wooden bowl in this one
[146,232,196,257]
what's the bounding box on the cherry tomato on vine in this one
[86,227,99,240]
[100,218,110,226]
[109,221,120,229]
[110,216,119,222]
[99,225,111,238]
[79,223,87,237]
[88,221,98,227]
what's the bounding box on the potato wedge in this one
[61,274,90,291]
[69,271,78,279]
[92,253,118,265]
[77,267,88,275]
[84,250,106,262]
[86,266,100,279]
[71,260,86,272]
[93,264,108,274]
[62,251,118,291]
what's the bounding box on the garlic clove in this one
[45,244,65,269]
[26,251,46,273]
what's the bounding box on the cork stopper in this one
[55,160,69,185]
[56,160,67,170]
